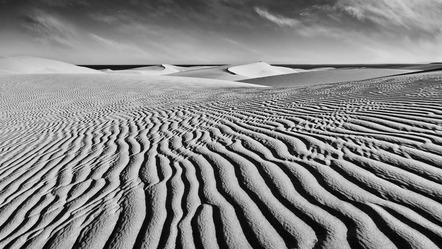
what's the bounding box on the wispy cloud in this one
[90,33,149,55]
[21,10,75,47]
[336,0,442,33]
[33,0,89,7]
[2,0,441,63]
[255,7,301,27]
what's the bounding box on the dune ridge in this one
[170,62,308,81]
[0,56,101,74]
[169,65,248,81]
[0,72,442,248]
[107,64,214,75]
[227,62,301,78]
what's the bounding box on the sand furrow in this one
[1,73,442,248]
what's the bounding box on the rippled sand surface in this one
[1,72,442,249]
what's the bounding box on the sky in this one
[0,0,441,64]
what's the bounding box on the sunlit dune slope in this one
[169,65,248,81]
[0,56,101,74]
[170,62,305,81]
[227,62,302,78]
[106,64,214,76]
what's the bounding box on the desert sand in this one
[242,68,418,87]
[169,65,249,81]
[1,57,442,249]
[0,56,101,74]
[169,62,334,82]
[106,65,216,76]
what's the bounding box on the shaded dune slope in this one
[169,65,248,81]
[0,73,442,248]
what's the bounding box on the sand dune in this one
[170,62,307,81]
[398,63,442,71]
[1,72,442,248]
[107,64,213,76]
[169,65,249,81]
[227,62,302,78]
[0,56,101,74]
[108,62,334,82]
[242,68,418,87]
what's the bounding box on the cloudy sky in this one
[0,0,441,64]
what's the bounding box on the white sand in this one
[107,62,336,82]
[1,70,442,249]
[170,62,308,81]
[242,68,418,87]
[227,62,302,78]
[107,64,213,76]
[169,65,249,81]
[0,56,101,74]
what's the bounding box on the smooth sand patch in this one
[227,62,302,78]
[0,56,101,74]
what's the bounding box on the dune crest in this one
[107,64,216,76]
[170,62,306,81]
[170,65,248,81]
[0,56,101,74]
[108,64,182,75]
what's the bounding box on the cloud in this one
[252,0,442,43]
[340,5,364,20]
[254,7,301,27]
[90,33,149,55]
[3,0,441,63]
[92,13,122,24]
[336,0,442,33]
[33,0,89,7]
[21,10,75,47]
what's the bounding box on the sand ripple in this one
[0,73,442,249]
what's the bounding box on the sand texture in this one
[1,72,442,249]
[242,68,417,87]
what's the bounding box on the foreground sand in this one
[1,72,442,249]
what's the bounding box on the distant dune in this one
[1,70,442,248]
[241,68,418,87]
[398,63,442,71]
[106,64,214,76]
[170,62,307,81]
[169,65,248,81]
[0,56,101,74]
[227,62,302,78]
